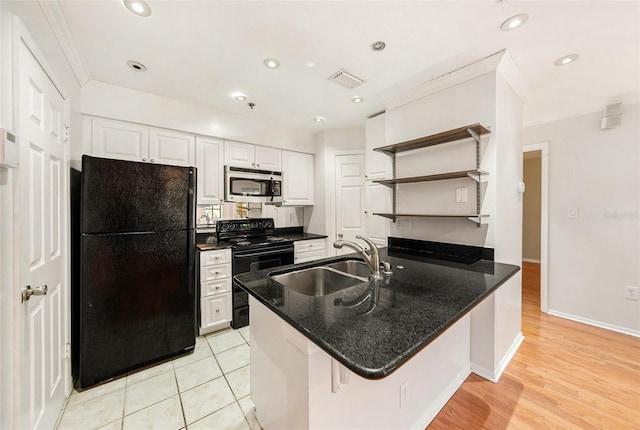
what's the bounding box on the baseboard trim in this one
[548,310,640,338]
[522,258,541,263]
[412,366,471,430]
[471,332,524,383]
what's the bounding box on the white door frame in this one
[10,15,72,429]
[328,150,365,256]
[522,142,549,313]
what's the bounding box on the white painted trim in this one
[384,50,507,111]
[410,366,471,430]
[522,258,541,263]
[327,149,365,255]
[548,310,640,339]
[38,0,90,86]
[523,142,549,313]
[470,332,524,383]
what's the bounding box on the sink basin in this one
[271,267,366,297]
[325,260,371,278]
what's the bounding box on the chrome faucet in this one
[333,235,382,280]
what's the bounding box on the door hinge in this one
[63,126,70,143]
[63,343,70,359]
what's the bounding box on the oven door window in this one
[229,178,270,197]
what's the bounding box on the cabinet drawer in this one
[200,293,231,334]
[294,239,326,253]
[200,249,231,266]
[201,278,231,298]
[200,264,231,282]
[294,248,327,264]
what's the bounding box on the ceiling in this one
[56,0,639,133]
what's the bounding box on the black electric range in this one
[216,218,294,328]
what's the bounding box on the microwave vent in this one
[328,68,365,89]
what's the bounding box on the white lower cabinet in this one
[294,238,326,264]
[199,249,232,334]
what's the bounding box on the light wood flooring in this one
[427,262,640,429]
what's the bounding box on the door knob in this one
[22,284,47,303]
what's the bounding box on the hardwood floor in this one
[427,262,640,430]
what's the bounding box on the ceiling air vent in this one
[328,68,365,89]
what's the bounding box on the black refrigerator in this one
[73,155,196,389]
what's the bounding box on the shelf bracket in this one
[467,216,488,226]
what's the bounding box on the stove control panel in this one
[217,218,276,238]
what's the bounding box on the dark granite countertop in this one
[234,248,519,380]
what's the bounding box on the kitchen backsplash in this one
[196,203,304,228]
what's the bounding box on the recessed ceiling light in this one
[313,116,325,122]
[123,0,151,17]
[126,60,147,71]
[351,96,364,103]
[263,58,280,69]
[500,13,529,31]
[232,93,247,101]
[554,54,579,66]
[306,61,316,68]
[370,41,386,52]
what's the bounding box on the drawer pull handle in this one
[215,286,220,290]
[214,271,220,275]
[214,256,220,260]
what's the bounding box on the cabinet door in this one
[91,118,148,162]
[365,181,391,247]
[365,114,392,180]
[196,137,224,204]
[200,293,231,334]
[282,151,314,205]
[148,128,195,167]
[224,140,255,168]
[255,146,282,170]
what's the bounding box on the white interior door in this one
[18,37,69,430]
[335,154,366,255]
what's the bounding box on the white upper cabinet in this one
[365,114,392,180]
[282,150,314,206]
[196,137,224,204]
[92,118,148,162]
[91,117,195,167]
[224,140,282,170]
[224,140,255,168]
[149,128,195,167]
[254,146,282,170]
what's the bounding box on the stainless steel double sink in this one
[271,260,370,297]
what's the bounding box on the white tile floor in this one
[55,326,260,430]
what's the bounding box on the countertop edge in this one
[235,255,520,380]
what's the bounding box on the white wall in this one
[80,80,315,162]
[382,64,524,380]
[385,72,496,247]
[524,104,640,334]
[0,2,82,428]
[306,128,365,240]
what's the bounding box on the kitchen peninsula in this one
[234,239,520,429]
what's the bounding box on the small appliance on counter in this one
[71,156,196,389]
[215,218,294,328]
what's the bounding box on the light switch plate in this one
[568,207,579,218]
[456,187,468,203]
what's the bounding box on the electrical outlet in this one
[400,380,409,408]
[397,218,411,230]
[624,286,639,301]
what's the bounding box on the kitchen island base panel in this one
[249,297,473,430]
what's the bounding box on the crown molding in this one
[383,50,528,111]
[38,0,90,86]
